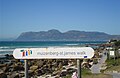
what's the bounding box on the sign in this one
[110,51,115,56]
[13,47,94,59]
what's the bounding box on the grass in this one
[81,68,92,75]
[63,68,112,78]
[106,57,120,66]
[64,58,120,78]
[63,74,112,78]
[81,69,112,78]
[63,75,72,78]
[106,58,119,66]
[63,68,91,78]
[82,74,112,78]
[104,57,120,72]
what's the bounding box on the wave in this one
[0,46,48,48]
[0,46,11,49]
[0,54,6,58]
[0,49,14,52]
[65,44,80,46]
[0,54,5,56]
[0,51,13,55]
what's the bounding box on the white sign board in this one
[13,47,94,59]
[110,51,115,56]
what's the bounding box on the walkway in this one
[90,50,107,74]
[105,72,120,78]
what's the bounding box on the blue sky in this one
[0,0,120,40]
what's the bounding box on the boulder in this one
[30,65,38,71]
[28,70,34,77]
[51,71,59,76]
[0,64,7,68]
[43,68,51,74]
[4,66,10,72]
[36,69,45,76]
[60,71,67,77]
[0,73,7,78]
[10,73,20,78]
[13,74,19,78]
[67,68,77,74]
[36,60,44,67]
[13,65,24,71]
[63,60,69,66]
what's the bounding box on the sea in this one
[0,41,107,57]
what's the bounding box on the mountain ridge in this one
[15,29,120,41]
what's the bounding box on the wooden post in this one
[77,59,82,78]
[25,60,28,78]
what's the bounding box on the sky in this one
[0,0,120,40]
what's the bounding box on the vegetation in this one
[114,40,120,48]
[81,68,92,75]
[82,74,112,78]
[63,74,112,78]
[63,68,112,78]
[105,58,120,72]
[63,75,72,78]
[81,69,112,78]
[106,58,119,66]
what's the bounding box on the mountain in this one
[15,29,120,41]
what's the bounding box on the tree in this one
[114,40,120,47]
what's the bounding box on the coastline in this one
[0,41,111,78]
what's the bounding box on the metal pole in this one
[77,59,81,78]
[25,60,28,78]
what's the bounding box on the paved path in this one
[112,73,120,78]
[90,64,101,73]
[90,50,120,78]
[90,50,107,74]
[105,72,120,78]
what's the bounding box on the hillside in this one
[15,29,120,41]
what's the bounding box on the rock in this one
[16,62,22,65]
[13,65,24,71]
[5,54,9,57]
[19,71,24,77]
[28,70,35,77]
[0,73,7,78]
[36,69,45,76]
[0,64,7,67]
[36,69,42,76]
[43,68,51,74]
[5,54,13,59]
[30,65,38,71]
[4,66,9,72]
[36,60,44,67]
[54,76,60,78]
[67,68,77,74]
[51,71,59,76]
[10,73,20,78]
[60,71,67,77]
[51,66,55,71]
[58,62,63,69]
[45,75,50,78]
[62,60,69,66]
[13,74,19,78]
[19,73,24,77]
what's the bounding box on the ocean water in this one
[0,41,106,56]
